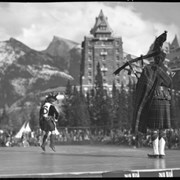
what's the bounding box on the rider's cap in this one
[46,93,57,102]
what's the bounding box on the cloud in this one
[0,2,10,9]
[0,2,179,56]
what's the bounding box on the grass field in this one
[0,145,180,177]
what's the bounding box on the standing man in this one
[132,31,174,158]
[39,93,59,152]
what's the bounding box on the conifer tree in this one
[61,80,73,127]
[170,90,179,128]
[86,89,96,127]
[0,105,13,131]
[118,82,128,129]
[92,62,112,128]
[65,85,90,127]
[29,106,39,131]
[102,90,112,128]
[70,86,79,126]
[111,81,119,128]
[95,62,103,92]
[94,62,104,126]
[127,77,135,129]
[78,90,90,127]
[177,94,180,128]
[0,106,9,126]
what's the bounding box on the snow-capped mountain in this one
[0,36,81,109]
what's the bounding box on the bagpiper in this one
[132,31,174,158]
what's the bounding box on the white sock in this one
[153,137,159,155]
[159,137,166,155]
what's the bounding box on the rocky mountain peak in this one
[6,37,33,55]
[0,35,81,109]
[45,36,80,57]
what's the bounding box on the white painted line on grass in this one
[0,171,107,178]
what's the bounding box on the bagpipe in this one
[113,31,168,76]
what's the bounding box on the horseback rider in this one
[39,93,59,152]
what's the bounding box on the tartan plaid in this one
[147,99,171,129]
[39,116,55,132]
[132,63,172,134]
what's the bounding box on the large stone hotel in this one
[79,10,180,93]
[80,10,137,92]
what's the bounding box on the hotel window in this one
[88,71,92,77]
[88,78,92,84]
[116,41,119,46]
[103,78,106,84]
[116,79,120,84]
[88,63,92,69]
[101,41,105,45]
[100,48,107,56]
[99,26,106,30]
[88,48,92,53]
[102,48,106,52]
[88,56,92,61]
[116,49,120,54]
[116,56,120,61]
[88,41,92,46]
[102,56,106,61]
[102,63,106,68]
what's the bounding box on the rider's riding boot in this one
[148,131,159,158]
[49,134,56,152]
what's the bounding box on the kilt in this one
[147,98,171,130]
[39,116,55,132]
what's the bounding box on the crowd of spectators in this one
[0,127,180,150]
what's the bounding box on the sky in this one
[0,1,180,56]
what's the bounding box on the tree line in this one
[57,62,180,131]
[1,62,180,134]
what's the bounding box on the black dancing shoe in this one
[147,154,159,158]
[41,144,46,152]
[159,155,165,159]
[50,144,56,152]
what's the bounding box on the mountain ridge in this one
[0,35,81,111]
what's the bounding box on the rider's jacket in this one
[40,102,59,119]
